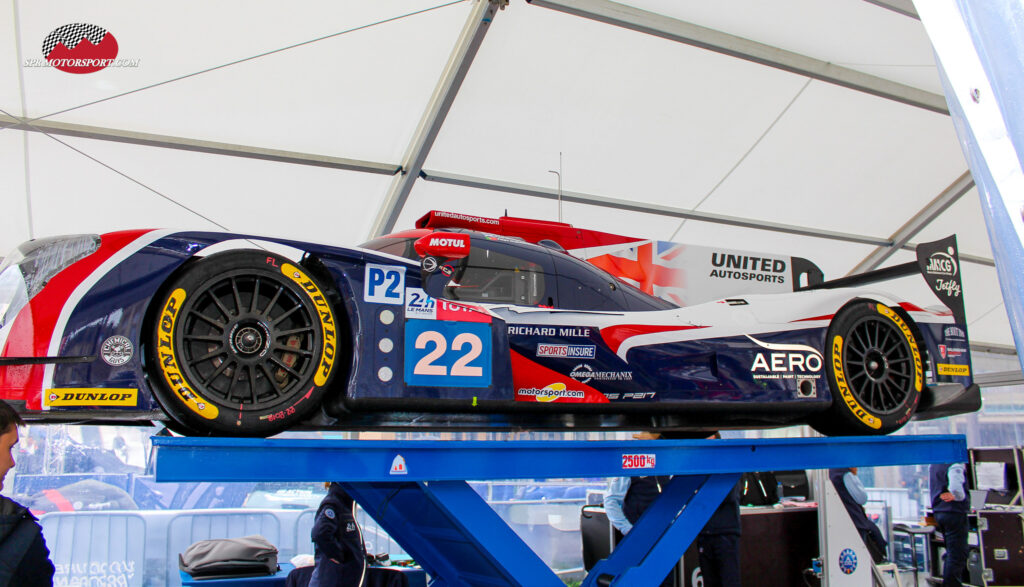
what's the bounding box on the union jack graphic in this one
[587,241,689,306]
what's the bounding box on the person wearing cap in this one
[930,463,969,587]
[309,482,366,587]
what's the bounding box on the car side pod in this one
[413,232,471,299]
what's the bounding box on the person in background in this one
[930,463,969,587]
[309,482,366,587]
[0,400,54,586]
[606,432,734,587]
[828,467,887,563]
[696,433,741,587]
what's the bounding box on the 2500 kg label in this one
[622,454,656,469]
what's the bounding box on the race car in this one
[0,211,979,436]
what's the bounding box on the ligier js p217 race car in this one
[0,211,979,436]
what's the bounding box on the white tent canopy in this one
[0,0,1013,352]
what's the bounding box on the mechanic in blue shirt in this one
[930,463,968,587]
[309,482,367,587]
[828,467,888,563]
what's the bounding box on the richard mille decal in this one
[747,335,823,380]
[508,326,591,337]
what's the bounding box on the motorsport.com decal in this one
[709,252,787,284]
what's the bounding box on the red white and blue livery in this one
[0,211,979,436]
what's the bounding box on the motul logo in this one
[429,237,466,248]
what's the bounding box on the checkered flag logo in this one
[42,23,108,57]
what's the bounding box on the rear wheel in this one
[148,251,340,436]
[811,300,923,436]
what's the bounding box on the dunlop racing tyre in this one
[148,251,339,436]
[811,300,923,436]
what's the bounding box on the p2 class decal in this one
[404,320,491,388]
[281,263,336,386]
[45,388,137,407]
[364,264,405,305]
[156,288,219,419]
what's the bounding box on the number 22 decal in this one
[414,331,482,377]
[404,321,491,387]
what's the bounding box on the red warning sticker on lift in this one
[622,454,656,469]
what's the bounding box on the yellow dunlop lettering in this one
[832,335,881,429]
[281,264,336,386]
[44,388,138,407]
[157,288,218,419]
[876,305,923,392]
[937,363,970,377]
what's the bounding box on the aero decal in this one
[281,264,336,386]
[45,388,137,407]
[157,289,218,419]
[600,324,708,357]
[0,229,168,408]
[876,305,923,392]
[831,335,880,430]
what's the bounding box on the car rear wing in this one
[799,235,966,323]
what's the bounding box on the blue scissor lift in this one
[153,434,966,587]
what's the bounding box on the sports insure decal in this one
[404,320,491,387]
[45,388,137,407]
[364,264,405,305]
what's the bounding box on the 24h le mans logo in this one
[40,24,119,74]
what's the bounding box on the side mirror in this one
[414,232,470,299]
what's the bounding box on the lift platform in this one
[153,434,966,587]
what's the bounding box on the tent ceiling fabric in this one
[0,0,1013,352]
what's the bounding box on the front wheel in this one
[810,300,923,436]
[148,250,340,436]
